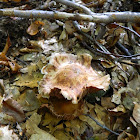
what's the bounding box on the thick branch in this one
[0,9,140,23]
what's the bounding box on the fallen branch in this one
[0,9,140,23]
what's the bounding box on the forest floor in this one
[0,0,140,140]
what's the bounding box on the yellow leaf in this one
[14,72,43,88]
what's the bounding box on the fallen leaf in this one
[8,60,22,73]
[70,119,87,135]
[133,103,140,124]
[25,113,56,140]
[2,35,11,55]
[27,21,44,36]
[59,29,68,40]
[122,96,134,110]
[14,72,43,88]
[2,98,25,122]
[94,103,110,128]
[65,20,76,35]
[101,97,116,109]
[108,105,126,116]
[17,89,40,111]
[111,90,121,105]
[0,112,15,124]
[53,130,72,140]
[118,131,136,140]
[42,111,61,132]
[0,79,5,96]
[20,63,38,75]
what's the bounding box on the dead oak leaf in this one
[2,98,25,122]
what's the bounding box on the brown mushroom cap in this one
[38,53,110,104]
[38,53,110,119]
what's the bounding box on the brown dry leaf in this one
[118,131,136,140]
[94,103,110,128]
[2,98,25,122]
[69,119,87,136]
[106,24,129,46]
[43,113,87,137]
[0,96,16,124]
[79,114,103,132]
[19,48,39,53]
[27,21,44,36]
[42,112,61,132]
[0,112,15,124]
[79,103,104,133]
[0,36,22,73]
[0,79,5,96]
[20,63,38,75]
[122,95,134,111]
[111,68,127,90]
[108,105,126,116]
[132,23,140,35]
[128,75,140,100]
[17,89,40,111]
[53,130,73,140]
[101,97,116,109]
[59,29,68,40]
[111,89,121,105]
[65,21,76,35]
[2,35,11,55]
[8,60,22,73]
[14,72,43,88]
[0,36,11,62]
[25,113,56,140]
[133,103,140,124]
[40,20,59,38]
[100,60,115,68]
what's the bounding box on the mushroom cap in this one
[38,53,110,104]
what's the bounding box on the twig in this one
[82,42,140,65]
[117,60,140,66]
[73,21,110,53]
[0,9,140,23]
[15,57,27,65]
[115,42,132,56]
[84,114,120,136]
[112,23,140,38]
[96,49,140,58]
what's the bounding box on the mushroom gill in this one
[38,53,110,119]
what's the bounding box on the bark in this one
[0,9,140,23]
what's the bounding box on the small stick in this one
[96,49,140,58]
[112,23,140,38]
[115,42,132,56]
[84,114,120,136]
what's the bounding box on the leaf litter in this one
[0,0,140,139]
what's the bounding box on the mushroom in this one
[38,53,110,119]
